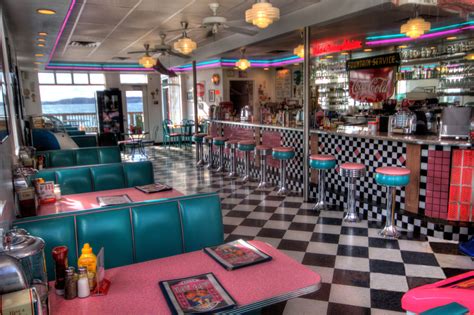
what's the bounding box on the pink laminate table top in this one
[38,187,183,216]
[49,241,321,314]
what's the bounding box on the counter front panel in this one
[211,121,473,241]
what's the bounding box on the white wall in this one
[0,4,19,229]
[20,70,42,116]
[182,68,224,120]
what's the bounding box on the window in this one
[38,72,105,132]
[120,74,147,84]
[73,73,89,84]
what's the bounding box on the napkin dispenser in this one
[439,107,472,139]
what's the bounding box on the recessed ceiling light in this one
[37,38,46,42]
[37,8,56,15]
[398,45,408,49]
[38,32,48,36]
[35,53,44,57]
[263,67,269,70]
[364,48,372,52]
[37,43,45,47]
[446,36,457,40]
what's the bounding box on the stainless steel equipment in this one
[1,229,48,304]
[439,106,472,139]
[389,108,417,134]
[0,254,28,294]
[295,109,304,126]
[240,105,252,122]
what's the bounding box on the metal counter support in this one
[193,61,198,163]
[303,26,311,202]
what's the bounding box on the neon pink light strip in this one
[47,0,77,65]
[366,26,472,46]
[46,65,154,71]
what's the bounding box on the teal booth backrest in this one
[39,146,121,168]
[13,193,224,281]
[33,161,154,195]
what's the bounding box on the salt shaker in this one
[77,267,90,298]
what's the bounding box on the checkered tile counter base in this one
[211,122,474,241]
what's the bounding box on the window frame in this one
[38,71,105,86]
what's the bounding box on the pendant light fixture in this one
[293,31,304,58]
[245,0,280,29]
[138,44,156,68]
[173,22,197,55]
[400,6,430,39]
[236,48,251,71]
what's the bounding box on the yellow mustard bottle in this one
[77,243,97,274]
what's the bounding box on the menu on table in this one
[97,194,132,207]
[204,239,272,271]
[135,183,172,194]
[159,273,236,314]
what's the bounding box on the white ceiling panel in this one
[79,4,132,25]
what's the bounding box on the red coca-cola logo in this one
[349,67,395,102]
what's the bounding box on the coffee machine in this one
[439,106,472,139]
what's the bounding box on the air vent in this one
[111,56,130,61]
[266,49,289,54]
[68,41,100,48]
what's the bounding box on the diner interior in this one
[0,0,473,314]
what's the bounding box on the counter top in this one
[49,241,321,314]
[212,120,473,147]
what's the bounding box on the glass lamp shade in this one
[400,17,431,39]
[465,53,474,61]
[173,37,197,55]
[235,58,251,71]
[294,44,304,58]
[139,55,156,68]
[245,1,280,29]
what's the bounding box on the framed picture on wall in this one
[187,90,193,101]
[209,89,215,103]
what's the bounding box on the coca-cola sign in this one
[348,67,396,102]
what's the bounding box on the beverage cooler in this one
[96,89,124,145]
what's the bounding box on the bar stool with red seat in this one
[255,145,272,189]
[375,166,411,238]
[203,135,214,170]
[339,162,366,222]
[272,146,295,195]
[309,154,337,210]
[192,133,207,167]
[225,139,239,178]
[237,140,256,182]
[213,136,227,172]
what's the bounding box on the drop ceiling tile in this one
[80,4,131,25]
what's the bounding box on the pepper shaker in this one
[64,267,77,300]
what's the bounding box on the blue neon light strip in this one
[366,21,474,40]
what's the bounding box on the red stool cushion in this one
[204,135,213,140]
[376,167,411,176]
[226,139,239,144]
[273,146,294,152]
[310,154,336,161]
[340,162,365,170]
[256,145,271,151]
[238,140,256,145]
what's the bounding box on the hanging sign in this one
[346,52,400,71]
[346,53,400,102]
[311,39,362,56]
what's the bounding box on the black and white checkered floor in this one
[128,146,473,315]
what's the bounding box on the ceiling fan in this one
[127,33,189,59]
[200,2,258,38]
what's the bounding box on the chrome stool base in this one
[276,186,289,196]
[343,211,361,223]
[241,151,253,182]
[313,200,332,211]
[276,160,289,196]
[257,181,272,189]
[380,186,400,238]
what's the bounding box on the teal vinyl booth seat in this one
[31,161,154,195]
[13,193,224,281]
[37,146,121,168]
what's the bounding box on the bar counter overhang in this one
[210,120,473,241]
